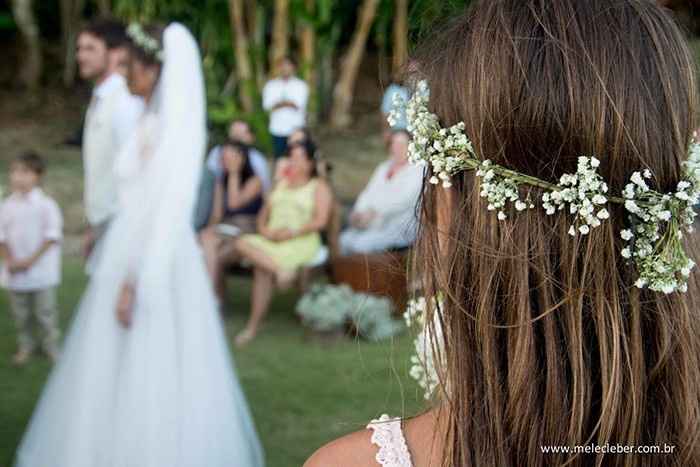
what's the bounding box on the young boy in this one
[0,152,63,366]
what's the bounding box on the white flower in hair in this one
[127,23,164,62]
[392,80,699,294]
[620,143,700,294]
[542,156,609,236]
[404,297,444,400]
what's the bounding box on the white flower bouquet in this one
[295,284,404,341]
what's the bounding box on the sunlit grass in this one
[0,257,424,467]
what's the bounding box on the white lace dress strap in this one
[367,414,414,467]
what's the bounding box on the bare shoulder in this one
[403,410,444,466]
[303,409,444,467]
[304,428,377,467]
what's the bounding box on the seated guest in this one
[200,141,264,285]
[339,130,423,255]
[207,119,272,191]
[228,139,333,346]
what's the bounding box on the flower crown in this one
[126,23,163,62]
[391,81,700,294]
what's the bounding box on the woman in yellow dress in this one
[232,139,333,346]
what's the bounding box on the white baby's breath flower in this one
[544,156,610,238]
[661,283,676,294]
[656,210,672,222]
[405,297,445,400]
[624,200,639,213]
[401,79,697,295]
[592,194,607,205]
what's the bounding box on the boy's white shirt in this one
[0,188,63,291]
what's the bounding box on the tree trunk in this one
[269,0,290,73]
[330,0,380,128]
[96,0,110,15]
[228,0,255,112]
[11,0,42,93]
[248,1,267,90]
[60,0,86,88]
[299,0,317,123]
[392,0,408,78]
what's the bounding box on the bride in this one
[14,23,264,467]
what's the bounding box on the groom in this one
[77,18,143,261]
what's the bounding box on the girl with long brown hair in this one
[306,0,700,466]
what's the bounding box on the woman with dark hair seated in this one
[200,140,264,285]
[227,139,333,346]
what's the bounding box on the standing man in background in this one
[77,18,143,266]
[262,57,309,159]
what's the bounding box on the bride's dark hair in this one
[413,0,700,465]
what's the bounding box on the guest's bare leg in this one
[234,239,298,289]
[236,267,275,347]
[234,239,281,276]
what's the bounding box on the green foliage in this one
[0,12,16,31]
[111,0,272,149]
[408,0,472,43]
[17,0,473,132]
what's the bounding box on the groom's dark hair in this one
[81,17,128,50]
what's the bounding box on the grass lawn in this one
[0,256,426,467]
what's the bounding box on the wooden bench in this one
[329,250,410,313]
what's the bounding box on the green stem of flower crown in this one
[655,207,687,263]
[449,152,629,204]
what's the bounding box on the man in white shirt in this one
[77,18,143,260]
[340,131,424,255]
[206,119,272,191]
[262,57,309,158]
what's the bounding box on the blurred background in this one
[2,1,700,466]
[0,0,482,239]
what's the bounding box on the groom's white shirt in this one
[83,73,143,226]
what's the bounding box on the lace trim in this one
[367,414,413,467]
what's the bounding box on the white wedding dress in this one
[14,23,264,467]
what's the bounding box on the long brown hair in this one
[413,1,700,465]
